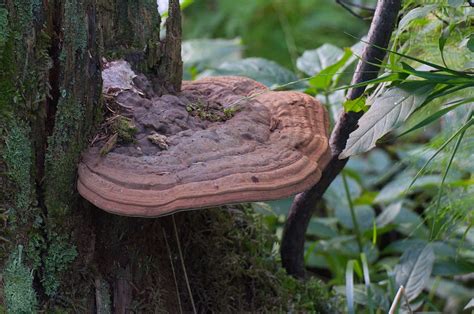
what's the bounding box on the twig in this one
[335,0,375,20]
[162,226,183,314]
[388,285,405,314]
[280,0,402,279]
[172,215,197,313]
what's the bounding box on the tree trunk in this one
[1,1,333,313]
[0,0,186,311]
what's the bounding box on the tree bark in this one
[280,0,402,279]
[0,0,184,311]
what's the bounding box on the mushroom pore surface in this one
[78,61,330,217]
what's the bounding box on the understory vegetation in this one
[182,0,473,313]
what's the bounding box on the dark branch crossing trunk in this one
[280,0,403,279]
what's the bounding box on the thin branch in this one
[335,0,375,20]
[280,0,402,279]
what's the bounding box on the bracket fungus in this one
[77,61,331,217]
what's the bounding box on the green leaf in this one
[340,81,436,158]
[394,243,435,302]
[336,205,375,232]
[199,57,302,89]
[465,298,474,310]
[448,0,464,7]
[376,202,402,228]
[467,35,474,53]
[375,174,440,204]
[297,43,344,76]
[346,260,356,314]
[182,38,242,72]
[396,97,473,138]
[433,260,474,276]
[344,97,368,113]
[438,24,456,67]
[309,48,353,91]
[398,5,438,31]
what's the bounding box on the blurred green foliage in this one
[183,0,368,68]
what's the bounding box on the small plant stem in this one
[162,227,183,314]
[172,215,197,314]
[342,173,363,252]
[388,285,404,314]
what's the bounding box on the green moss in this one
[42,232,78,297]
[3,121,33,211]
[178,208,340,313]
[13,0,34,38]
[3,245,38,314]
[112,116,137,143]
[0,7,8,52]
[63,0,87,57]
[45,94,84,217]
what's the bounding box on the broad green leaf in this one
[199,57,302,89]
[394,243,435,302]
[374,174,440,204]
[376,202,402,228]
[448,0,464,6]
[325,175,362,211]
[309,48,352,91]
[182,38,242,72]
[297,43,344,76]
[307,218,339,239]
[428,278,474,300]
[467,35,474,53]
[340,82,436,158]
[336,205,375,232]
[344,97,368,113]
[433,259,474,276]
[398,5,438,31]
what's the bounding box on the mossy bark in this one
[0,1,333,312]
[0,0,182,311]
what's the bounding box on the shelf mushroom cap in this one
[78,70,330,217]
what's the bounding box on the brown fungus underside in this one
[77,61,330,217]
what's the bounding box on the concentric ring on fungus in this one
[77,61,331,217]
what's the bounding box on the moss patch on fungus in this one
[112,116,137,143]
[3,245,38,314]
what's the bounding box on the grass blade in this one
[346,260,356,314]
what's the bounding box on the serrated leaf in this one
[394,243,435,302]
[297,43,344,76]
[340,81,435,158]
[398,5,438,31]
[344,96,368,113]
[182,38,242,72]
[199,57,302,89]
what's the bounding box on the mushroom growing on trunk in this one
[77,61,330,217]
